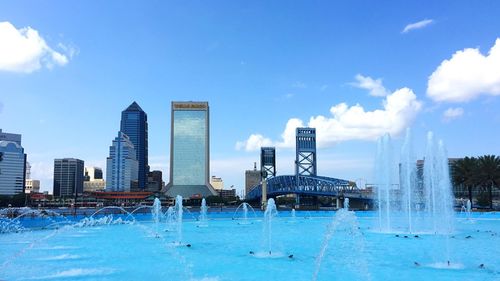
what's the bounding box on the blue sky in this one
[1,1,500,195]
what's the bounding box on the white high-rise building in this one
[106,132,138,192]
[0,141,26,195]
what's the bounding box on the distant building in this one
[25,179,40,194]
[0,141,26,195]
[0,129,22,145]
[218,188,237,200]
[121,102,149,190]
[147,170,164,192]
[84,180,106,192]
[84,167,103,181]
[106,132,138,192]
[166,101,217,198]
[245,162,261,197]
[83,166,105,192]
[210,176,224,190]
[53,158,84,197]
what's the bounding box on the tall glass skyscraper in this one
[166,102,217,198]
[120,102,149,190]
[106,132,138,192]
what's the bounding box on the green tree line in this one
[452,155,500,209]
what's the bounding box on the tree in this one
[477,155,500,209]
[452,157,478,205]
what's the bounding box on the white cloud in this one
[237,86,422,151]
[402,19,434,33]
[427,38,500,102]
[235,134,273,151]
[442,107,464,122]
[320,84,328,91]
[0,21,72,73]
[352,74,390,97]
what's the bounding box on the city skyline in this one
[1,1,500,195]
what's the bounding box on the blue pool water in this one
[1,210,499,281]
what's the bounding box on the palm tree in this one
[452,157,478,205]
[477,155,500,209]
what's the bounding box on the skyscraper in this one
[53,158,84,197]
[120,102,149,190]
[166,101,217,198]
[0,141,26,195]
[106,132,138,192]
[0,129,22,145]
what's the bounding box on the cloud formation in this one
[427,38,500,103]
[236,84,422,151]
[442,107,464,122]
[402,19,434,33]
[0,21,73,73]
[352,74,389,97]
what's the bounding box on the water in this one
[262,198,278,256]
[375,130,455,234]
[232,202,257,224]
[152,198,162,236]
[1,209,499,280]
[198,198,208,227]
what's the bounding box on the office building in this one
[53,158,84,197]
[0,129,21,145]
[120,102,149,190]
[106,132,138,192]
[210,176,224,190]
[166,101,217,198]
[147,170,164,192]
[0,141,26,195]
[84,167,103,181]
[25,179,40,194]
[84,166,105,192]
[245,162,261,197]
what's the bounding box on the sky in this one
[1,1,500,195]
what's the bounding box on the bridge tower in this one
[295,128,317,205]
[260,147,276,209]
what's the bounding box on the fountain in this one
[258,198,278,257]
[465,199,472,220]
[375,130,455,234]
[152,198,162,236]
[312,198,370,281]
[232,202,257,224]
[290,208,296,222]
[197,198,208,227]
[173,195,183,244]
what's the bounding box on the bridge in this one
[245,128,373,208]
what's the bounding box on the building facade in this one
[245,162,261,198]
[147,170,164,192]
[0,141,26,195]
[84,166,105,192]
[166,101,217,198]
[53,158,84,197]
[106,132,138,192]
[210,176,224,190]
[120,102,149,190]
[25,179,40,194]
[0,129,22,145]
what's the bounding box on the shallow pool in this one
[1,211,499,281]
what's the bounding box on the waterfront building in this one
[166,101,217,198]
[0,141,26,195]
[0,129,21,145]
[25,179,40,194]
[120,102,149,190]
[106,132,138,192]
[210,176,224,190]
[53,158,84,197]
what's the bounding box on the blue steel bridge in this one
[245,128,372,206]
